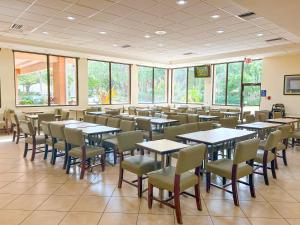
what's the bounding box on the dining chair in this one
[96,116,108,125]
[167,114,188,125]
[41,122,53,160]
[137,110,150,117]
[254,130,282,185]
[69,110,76,120]
[136,118,164,141]
[188,114,199,123]
[11,113,23,144]
[148,144,206,224]
[76,110,85,121]
[37,113,55,134]
[54,108,62,116]
[164,125,186,142]
[128,106,136,115]
[64,127,105,179]
[245,114,255,123]
[220,117,238,129]
[206,138,259,206]
[117,130,162,197]
[291,129,300,147]
[19,120,45,161]
[61,111,69,120]
[161,106,170,113]
[257,113,267,122]
[181,123,198,133]
[277,124,292,166]
[273,112,282,119]
[197,121,214,131]
[107,117,121,128]
[83,114,96,123]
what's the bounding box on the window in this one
[138,66,167,103]
[213,60,262,106]
[14,51,78,106]
[172,67,205,104]
[88,60,130,105]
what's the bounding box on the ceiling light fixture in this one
[256,33,264,37]
[158,43,164,47]
[176,0,187,5]
[144,34,151,38]
[155,30,167,35]
[113,44,118,47]
[217,30,224,34]
[99,31,107,34]
[42,31,48,35]
[67,16,75,20]
[211,15,220,19]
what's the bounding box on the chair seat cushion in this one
[148,166,198,192]
[54,141,66,151]
[292,130,300,139]
[121,155,162,176]
[143,131,164,141]
[206,159,253,179]
[255,150,275,163]
[25,135,45,145]
[103,137,118,146]
[69,146,105,159]
[277,142,286,151]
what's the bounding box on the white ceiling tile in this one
[65,4,99,17]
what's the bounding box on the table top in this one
[237,122,281,130]
[81,126,120,135]
[285,115,300,119]
[25,114,61,119]
[266,118,299,124]
[177,127,256,145]
[49,120,81,125]
[136,139,189,154]
[150,118,178,125]
[223,112,241,115]
[199,115,219,119]
[22,111,44,115]
[65,122,99,129]
[86,111,106,115]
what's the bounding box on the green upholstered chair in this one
[19,120,45,161]
[254,130,282,185]
[206,138,260,206]
[220,117,238,129]
[37,113,55,135]
[95,116,108,125]
[83,114,96,123]
[61,111,69,120]
[164,125,186,142]
[148,144,206,224]
[117,131,161,197]
[197,121,214,131]
[136,118,164,141]
[181,123,198,133]
[49,123,68,167]
[41,122,53,160]
[64,127,105,179]
[277,125,292,166]
[245,114,255,123]
[187,114,199,123]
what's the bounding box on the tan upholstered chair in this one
[83,114,96,123]
[245,114,255,123]
[128,106,136,115]
[291,129,300,147]
[117,131,161,197]
[161,106,170,113]
[273,112,282,119]
[96,116,108,125]
[254,130,282,185]
[167,114,188,125]
[76,110,85,121]
[181,123,198,133]
[220,117,238,129]
[137,110,150,117]
[11,113,23,144]
[69,110,76,120]
[61,111,69,120]
[136,118,164,141]
[107,117,121,128]
[164,125,186,142]
[188,114,199,123]
[257,113,267,122]
[37,113,55,134]
[54,108,62,116]
[198,110,208,116]
[148,144,206,224]
[41,122,53,160]
[19,120,45,161]
[64,128,105,179]
[197,121,214,131]
[206,139,259,206]
[277,125,292,166]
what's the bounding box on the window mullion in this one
[47,55,51,106]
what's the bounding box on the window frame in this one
[13,50,79,107]
[87,59,131,105]
[212,59,262,106]
[137,65,169,104]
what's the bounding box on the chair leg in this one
[66,157,72,174]
[174,188,182,224]
[12,131,16,142]
[51,149,57,165]
[23,143,29,158]
[16,130,20,144]
[137,176,143,198]
[194,183,202,211]
[222,177,226,185]
[113,148,117,165]
[31,143,36,161]
[148,183,153,209]
[249,174,256,198]
[44,144,48,160]
[80,160,86,179]
[118,167,124,188]
[271,160,277,179]
[231,179,239,206]
[206,172,211,193]
[282,150,288,166]
[101,153,106,171]
[63,151,68,169]
[263,162,269,185]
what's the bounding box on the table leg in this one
[159,155,166,208]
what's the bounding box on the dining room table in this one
[236,122,281,139]
[198,115,219,122]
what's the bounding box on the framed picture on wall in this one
[284,75,300,95]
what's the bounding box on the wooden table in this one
[223,112,241,119]
[65,122,98,129]
[237,122,281,139]
[81,126,120,135]
[22,111,44,115]
[25,114,61,120]
[86,111,106,116]
[150,118,178,132]
[266,118,299,124]
[49,120,81,125]
[199,115,219,122]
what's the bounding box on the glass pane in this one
[88,60,110,104]
[14,52,48,106]
[49,56,77,106]
[213,64,227,105]
[243,60,262,83]
[172,68,187,103]
[188,67,205,103]
[227,62,242,105]
[138,66,153,103]
[111,63,130,104]
[243,85,261,106]
[154,68,167,103]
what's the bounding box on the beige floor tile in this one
[60,212,101,225]
[205,199,245,217]
[105,197,141,213]
[98,213,138,225]
[38,195,79,211]
[54,183,89,195]
[39,175,69,184]
[112,183,141,197]
[71,196,110,212]
[287,219,300,225]
[271,202,300,218]
[83,183,116,196]
[0,173,24,182]
[211,217,251,225]
[0,193,19,208]
[20,210,66,225]
[5,194,49,210]
[139,198,174,215]
[258,187,297,202]
[0,209,32,225]
[180,216,213,225]
[240,201,282,218]
[250,218,289,225]
[0,182,35,194]
[25,182,63,195]
[137,214,174,225]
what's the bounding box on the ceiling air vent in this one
[238,12,260,20]
[10,23,24,31]
[265,37,286,43]
[121,44,131,48]
[183,52,194,55]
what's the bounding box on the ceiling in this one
[0,0,299,64]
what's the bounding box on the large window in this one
[138,66,167,103]
[213,60,262,106]
[14,51,78,106]
[172,67,205,104]
[88,60,130,105]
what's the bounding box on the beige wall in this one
[261,54,300,115]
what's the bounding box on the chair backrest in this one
[50,123,66,140]
[117,130,143,153]
[128,107,136,115]
[136,118,151,131]
[170,114,188,125]
[96,116,108,125]
[120,120,135,132]
[164,125,186,141]
[197,121,213,131]
[273,112,282,119]
[76,110,85,120]
[258,113,267,122]
[137,110,149,117]
[245,114,255,123]
[264,130,283,151]
[38,113,55,125]
[19,120,35,135]
[243,111,251,119]
[69,110,76,120]
[107,117,121,128]
[41,122,51,136]
[210,111,224,119]
[106,109,121,116]
[83,115,96,123]
[197,111,207,116]
[61,111,69,120]
[278,124,292,140]
[175,144,206,175]
[181,123,198,133]
[176,107,188,113]
[10,113,19,126]
[220,117,238,129]
[161,107,170,113]
[233,139,260,164]
[54,108,62,115]
[64,127,84,147]
[188,114,199,123]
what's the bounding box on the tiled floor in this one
[0,135,300,224]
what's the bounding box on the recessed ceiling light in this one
[42,31,48,35]
[155,30,167,35]
[211,15,220,19]
[144,34,151,38]
[176,0,187,5]
[217,30,224,34]
[158,43,164,47]
[99,31,106,34]
[256,33,264,37]
[67,16,75,20]
[113,44,118,47]
[204,43,211,47]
